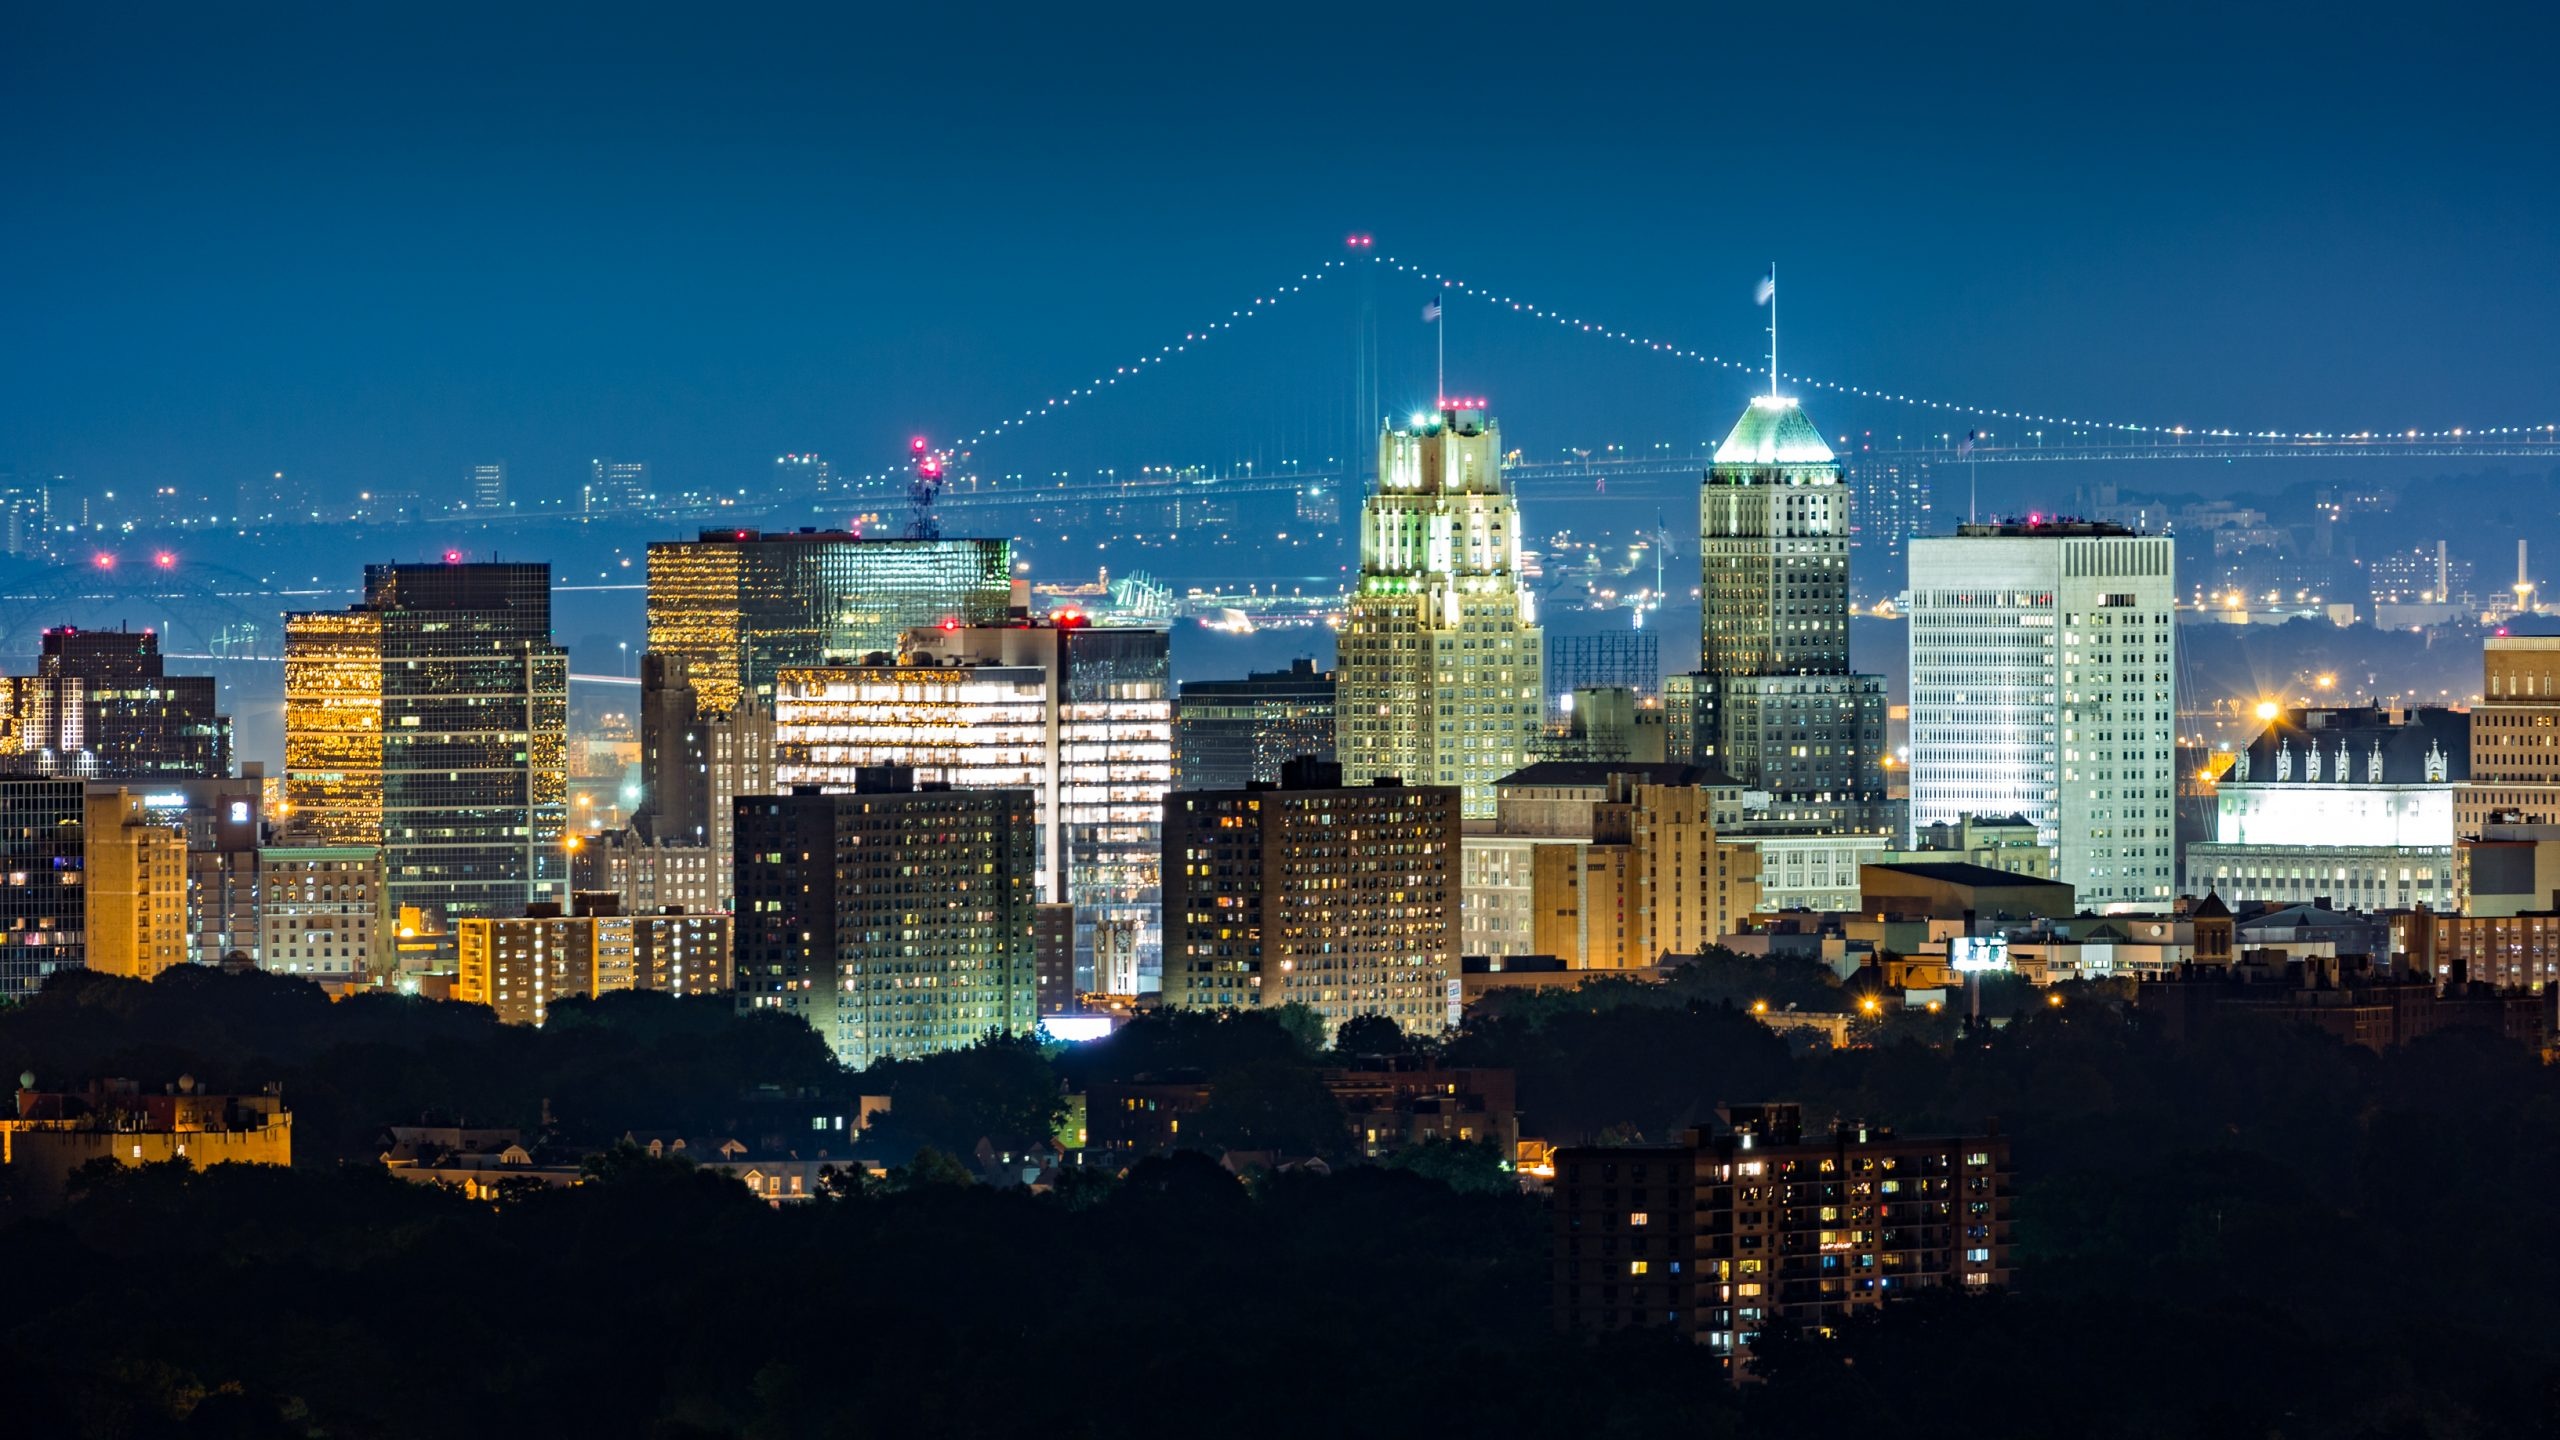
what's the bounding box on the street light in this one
[619,641,630,676]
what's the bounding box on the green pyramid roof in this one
[1713,396,1836,467]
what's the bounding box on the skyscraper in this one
[1844,454,1931,606]
[643,528,1015,717]
[81,791,187,981]
[285,562,570,928]
[0,626,230,779]
[631,652,773,909]
[0,778,86,1000]
[771,619,1171,992]
[468,462,506,510]
[1160,758,1462,1033]
[1907,520,2178,909]
[1686,394,1896,907]
[1336,403,1544,820]
[733,770,1037,1068]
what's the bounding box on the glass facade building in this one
[285,562,569,928]
[644,529,1014,718]
[0,777,87,1000]
[1173,657,1335,790]
[772,621,1172,993]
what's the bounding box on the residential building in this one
[586,458,649,511]
[1527,776,1762,969]
[81,791,186,980]
[571,826,724,917]
[2153,939,2540,1050]
[454,894,732,1026]
[771,620,1170,992]
[2461,820,2560,916]
[0,778,87,1000]
[1160,758,1462,1033]
[2462,635,2560,838]
[0,626,230,779]
[1336,403,1544,820]
[1908,520,2178,909]
[259,844,387,981]
[1174,657,1335,790]
[2186,706,2464,910]
[1552,1103,2013,1367]
[732,770,1037,1068]
[284,561,570,927]
[3,1079,291,1211]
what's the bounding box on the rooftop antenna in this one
[1755,265,1778,399]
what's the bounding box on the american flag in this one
[1958,430,1978,459]
[1422,296,1442,322]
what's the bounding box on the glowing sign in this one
[1038,1016,1113,1043]
[1949,937,2011,973]
[140,792,187,809]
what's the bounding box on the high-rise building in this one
[632,652,773,908]
[1174,657,1336,790]
[1551,1103,2012,1369]
[732,770,1036,1067]
[644,529,1015,718]
[773,453,833,496]
[0,778,86,999]
[2187,706,2465,910]
[1844,454,1932,606]
[81,791,186,981]
[1336,404,1544,820]
[456,894,731,1026]
[0,627,230,779]
[585,458,649,512]
[2462,635,2560,839]
[1694,395,1894,836]
[468,462,506,511]
[1160,758,1462,1033]
[285,562,570,928]
[259,844,387,981]
[1908,520,2178,909]
[771,620,1171,991]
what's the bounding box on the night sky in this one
[8,1,2557,502]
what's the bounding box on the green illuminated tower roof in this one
[1713,396,1836,467]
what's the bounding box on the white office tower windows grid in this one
[1908,530,2176,910]
[1337,406,1544,821]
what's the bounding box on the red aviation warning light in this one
[907,434,947,541]
[153,552,176,569]
[92,553,114,570]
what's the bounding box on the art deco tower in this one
[1336,403,1543,820]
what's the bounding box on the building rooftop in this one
[1494,760,1743,790]
[1863,860,2074,891]
[1711,396,1835,468]
[1951,517,2139,538]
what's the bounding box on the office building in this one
[585,458,649,512]
[284,562,570,927]
[1161,758,1462,1033]
[468,462,506,510]
[1693,395,1895,838]
[259,844,387,981]
[81,791,186,981]
[732,771,1037,1068]
[1844,454,1932,606]
[1908,520,2178,909]
[1336,403,1544,820]
[644,528,1015,718]
[1174,657,1335,790]
[2187,706,2464,910]
[0,778,87,999]
[0,626,230,780]
[631,652,773,910]
[2463,635,2560,839]
[772,620,1172,992]
[455,895,732,1026]
[1529,776,1762,969]
[1552,1103,2012,1367]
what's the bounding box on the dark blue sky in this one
[8,1,2557,502]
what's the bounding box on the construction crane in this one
[907,435,946,540]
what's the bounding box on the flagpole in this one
[1437,288,1446,407]
[1767,261,1777,398]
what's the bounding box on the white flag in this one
[1754,274,1775,306]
